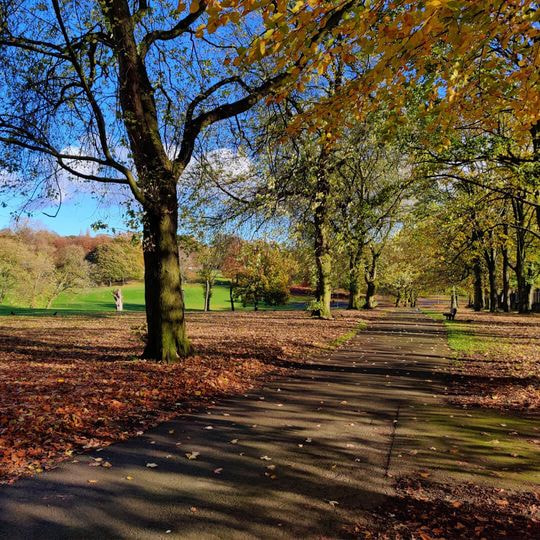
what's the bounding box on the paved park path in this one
[0,309,451,539]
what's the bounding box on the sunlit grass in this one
[0,281,311,315]
[421,309,492,355]
[326,320,368,349]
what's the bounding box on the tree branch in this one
[174,0,357,173]
[184,76,252,129]
[176,73,288,170]
[424,173,539,208]
[51,0,120,171]
[0,134,127,182]
[139,1,207,59]
[0,36,69,59]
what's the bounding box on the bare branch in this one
[50,0,120,171]
[0,134,127,183]
[176,73,288,169]
[0,36,69,59]
[185,76,252,128]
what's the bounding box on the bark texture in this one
[473,257,484,312]
[347,250,363,310]
[312,151,333,320]
[142,207,190,361]
[363,247,379,309]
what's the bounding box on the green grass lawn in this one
[421,309,491,355]
[0,282,311,316]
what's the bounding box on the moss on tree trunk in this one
[312,155,333,320]
[363,247,379,309]
[347,251,362,310]
[472,257,483,312]
[511,198,530,313]
[142,206,190,362]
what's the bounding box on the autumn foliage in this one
[201,0,539,139]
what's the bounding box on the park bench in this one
[443,307,457,320]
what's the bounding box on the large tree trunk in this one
[472,258,483,311]
[203,279,211,312]
[364,280,376,309]
[347,250,362,310]
[312,153,332,320]
[515,256,530,314]
[484,247,497,313]
[363,249,379,309]
[229,281,235,311]
[103,1,189,360]
[501,230,510,312]
[113,288,124,311]
[487,271,497,313]
[451,287,458,311]
[512,199,530,313]
[142,206,189,362]
[313,224,332,318]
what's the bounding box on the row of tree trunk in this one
[470,194,534,314]
[470,237,535,314]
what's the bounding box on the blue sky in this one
[0,2,264,238]
[0,193,129,235]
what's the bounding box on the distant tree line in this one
[0,228,303,312]
[0,228,143,308]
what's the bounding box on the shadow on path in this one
[0,309,456,539]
